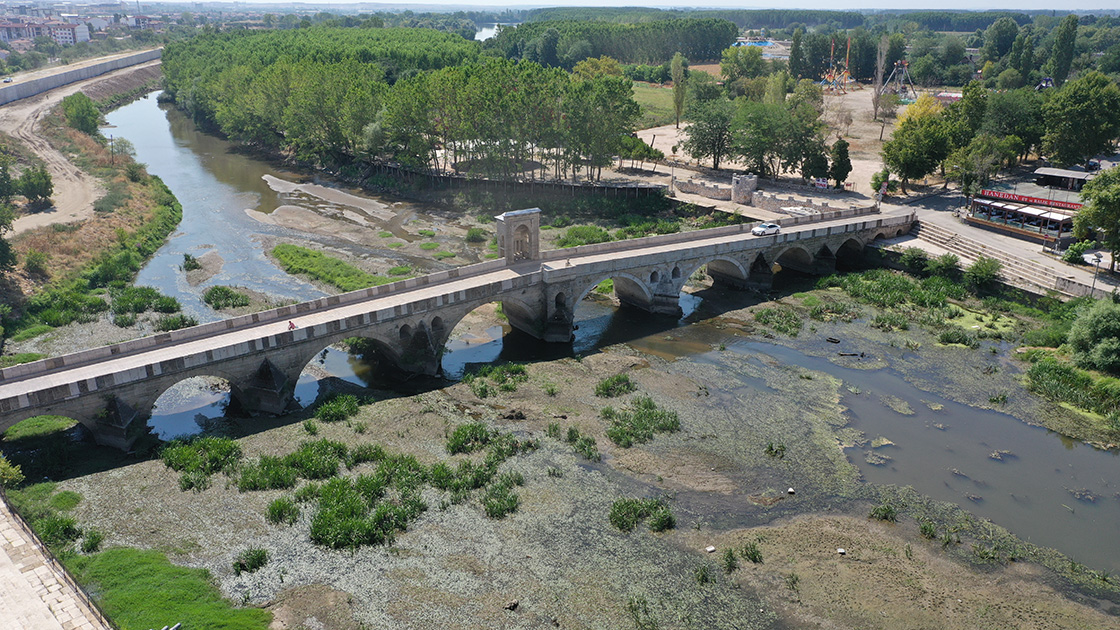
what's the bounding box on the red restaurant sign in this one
[979,189,1082,211]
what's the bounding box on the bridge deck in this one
[0,211,907,405]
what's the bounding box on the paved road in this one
[0,493,112,630]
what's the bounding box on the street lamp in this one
[1091,252,1103,296]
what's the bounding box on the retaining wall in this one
[0,49,161,106]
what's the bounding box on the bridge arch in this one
[692,256,749,289]
[773,246,815,273]
[574,271,654,311]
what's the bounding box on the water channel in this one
[105,92,1120,574]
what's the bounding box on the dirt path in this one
[4,59,162,237]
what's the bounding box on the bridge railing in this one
[0,207,904,385]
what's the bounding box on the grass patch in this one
[557,225,613,248]
[447,422,495,455]
[237,455,298,491]
[387,242,403,248]
[482,471,524,519]
[232,547,269,575]
[869,502,898,522]
[271,243,391,292]
[609,497,675,532]
[602,396,680,447]
[418,229,436,237]
[202,286,250,309]
[594,278,614,294]
[2,415,77,443]
[631,81,676,128]
[387,265,411,276]
[161,437,242,491]
[595,373,636,398]
[67,548,271,629]
[267,497,300,525]
[563,426,600,461]
[433,251,455,260]
[9,324,53,342]
[0,352,47,368]
[418,242,440,251]
[49,490,83,511]
[462,363,528,397]
[315,393,360,422]
[155,314,198,332]
[755,308,803,337]
[181,253,202,271]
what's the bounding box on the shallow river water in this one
[105,92,1120,574]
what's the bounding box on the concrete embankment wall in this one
[0,49,161,106]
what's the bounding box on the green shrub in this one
[80,528,104,553]
[418,229,436,237]
[284,439,347,480]
[35,514,81,549]
[202,286,250,309]
[482,472,523,519]
[1062,240,1095,264]
[938,328,980,348]
[754,308,803,336]
[869,502,898,522]
[722,548,738,573]
[23,248,49,276]
[1068,300,1120,376]
[964,255,1002,289]
[232,547,269,575]
[595,373,636,398]
[898,247,929,274]
[315,394,360,422]
[447,422,494,454]
[303,419,319,435]
[155,314,197,331]
[419,242,440,250]
[603,396,680,448]
[237,456,298,491]
[609,498,674,532]
[387,265,411,276]
[925,253,959,277]
[465,227,487,243]
[740,541,763,563]
[0,454,25,488]
[557,225,612,248]
[872,312,910,331]
[563,427,600,461]
[161,437,242,491]
[267,497,300,525]
[182,253,203,271]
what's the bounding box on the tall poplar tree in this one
[1045,14,1078,86]
[670,52,687,129]
[788,29,804,80]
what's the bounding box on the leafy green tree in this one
[686,71,722,106]
[1067,300,1120,375]
[19,165,53,204]
[996,68,1022,90]
[731,101,786,177]
[964,255,1002,289]
[1074,167,1120,272]
[682,99,736,170]
[787,29,804,80]
[1042,71,1120,167]
[981,17,1019,62]
[882,110,949,194]
[828,138,852,188]
[0,203,15,272]
[720,45,766,85]
[981,88,1044,159]
[670,52,687,129]
[1044,14,1078,86]
[944,134,1021,195]
[60,92,102,136]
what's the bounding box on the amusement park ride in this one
[882,59,918,103]
[820,37,856,93]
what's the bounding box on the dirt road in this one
[4,58,162,237]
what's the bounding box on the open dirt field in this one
[3,58,162,236]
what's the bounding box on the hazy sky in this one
[222,1,1117,11]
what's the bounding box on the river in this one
[104,92,1120,574]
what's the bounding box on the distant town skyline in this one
[150,1,1117,12]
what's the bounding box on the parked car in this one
[2,77,12,83]
[751,223,780,236]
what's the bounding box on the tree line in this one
[880,73,1120,193]
[484,19,737,66]
[162,29,644,181]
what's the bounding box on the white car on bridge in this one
[751,223,780,236]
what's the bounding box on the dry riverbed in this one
[23,281,1115,630]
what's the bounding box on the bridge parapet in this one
[0,206,893,386]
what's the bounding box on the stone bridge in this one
[0,207,914,449]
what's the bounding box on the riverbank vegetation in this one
[270,244,394,292]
